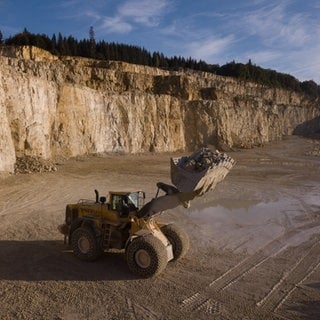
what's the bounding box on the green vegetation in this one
[1,28,319,99]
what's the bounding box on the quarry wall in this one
[0,46,319,172]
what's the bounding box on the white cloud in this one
[57,0,83,8]
[241,45,320,83]
[50,0,320,82]
[285,46,320,82]
[101,16,133,34]
[243,2,313,48]
[186,36,235,62]
[221,0,320,82]
[98,0,171,34]
[118,0,170,27]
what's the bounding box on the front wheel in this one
[126,235,168,278]
[161,224,189,261]
[71,227,102,261]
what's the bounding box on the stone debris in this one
[171,147,235,194]
[307,147,320,156]
[306,140,320,157]
[14,156,58,174]
[139,148,235,218]
[176,147,234,172]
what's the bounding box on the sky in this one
[0,0,319,83]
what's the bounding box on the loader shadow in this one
[0,240,137,281]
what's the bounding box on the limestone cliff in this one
[0,46,319,173]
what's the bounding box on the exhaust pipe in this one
[94,189,99,203]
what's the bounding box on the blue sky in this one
[0,0,319,83]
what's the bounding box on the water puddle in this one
[190,198,299,225]
[187,196,318,253]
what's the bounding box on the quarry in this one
[0,46,319,319]
[1,45,319,173]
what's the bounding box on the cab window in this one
[111,195,124,211]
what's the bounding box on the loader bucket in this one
[171,148,235,195]
[137,148,235,218]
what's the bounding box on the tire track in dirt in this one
[180,220,320,318]
[257,238,320,314]
[274,260,320,320]
[208,221,319,291]
[126,298,163,320]
[181,292,224,316]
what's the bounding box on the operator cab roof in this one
[109,191,144,196]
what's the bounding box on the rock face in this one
[0,46,319,173]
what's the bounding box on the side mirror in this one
[100,196,107,204]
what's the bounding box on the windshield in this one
[128,192,144,210]
[128,193,138,209]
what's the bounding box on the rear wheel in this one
[161,224,189,261]
[126,235,168,277]
[71,227,102,261]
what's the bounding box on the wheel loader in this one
[58,148,235,277]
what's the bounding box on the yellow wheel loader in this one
[58,148,235,277]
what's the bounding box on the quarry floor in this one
[0,135,320,320]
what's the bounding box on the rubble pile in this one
[176,147,233,172]
[14,156,57,174]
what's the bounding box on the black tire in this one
[126,235,168,278]
[71,227,102,261]
[161,224,189,261]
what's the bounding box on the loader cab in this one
[109,191,145,216]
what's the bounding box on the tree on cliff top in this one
[300,80,320,99]
[2,28,320,98]
[89,26,96,58]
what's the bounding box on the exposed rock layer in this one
[0,46,319,173]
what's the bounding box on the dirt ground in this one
[0,135,319,320]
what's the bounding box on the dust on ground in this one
[0,135,319,320]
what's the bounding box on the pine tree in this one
[89,26,96,58]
